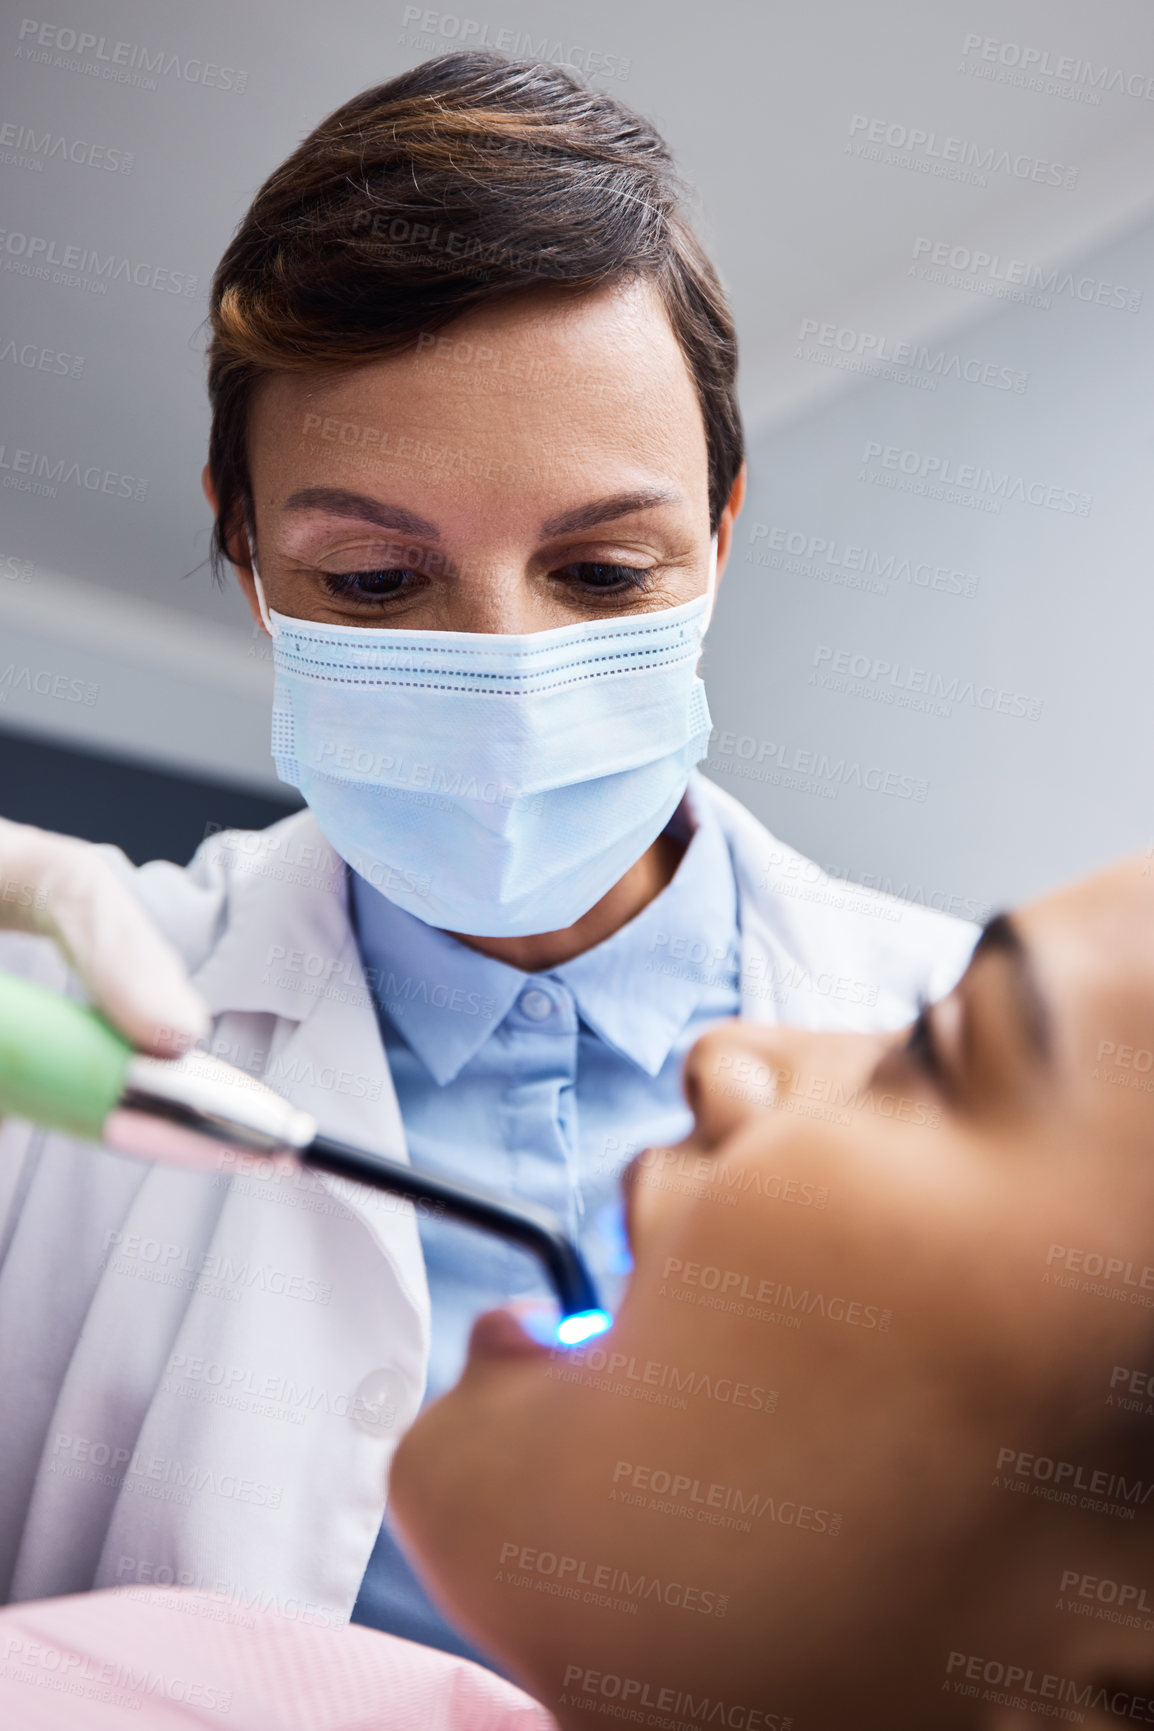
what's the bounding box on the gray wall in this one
[704,212,1154,915]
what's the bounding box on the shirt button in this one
[349,1367,411,1436]
[519,987,554,1022]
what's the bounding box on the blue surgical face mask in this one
[249,540,717,938]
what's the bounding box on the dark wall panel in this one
[0,729,300,868]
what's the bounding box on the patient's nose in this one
[683,1023,890,1149]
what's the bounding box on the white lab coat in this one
[0,773,978,1619]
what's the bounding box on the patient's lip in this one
[468,1305,554,1362]
[620,1150,644,1249]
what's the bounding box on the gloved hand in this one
[0,817,209,1056]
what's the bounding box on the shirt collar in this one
[350,872,527,1086]
[350,783,739,1086]
[554,785,739,1075]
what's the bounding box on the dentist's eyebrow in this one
[540,488,684,538]
[969,911,1052,1064]
[281,487,441,540]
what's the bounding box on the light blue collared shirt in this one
[350,789,741,1401]
[348,786,741,1653]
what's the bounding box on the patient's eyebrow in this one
[969,912,1052,1064]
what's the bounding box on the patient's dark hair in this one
[204,51,742,579]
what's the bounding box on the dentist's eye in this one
[554,562,653,596]
[322,568,419,602]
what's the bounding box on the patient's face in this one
[391,856,1154,1729]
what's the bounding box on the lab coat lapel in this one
[692,774,796,1027]
[186,810,422,1275]
[189,811,359,1023]
[255,929,428,1312]
[91,812,429,1615]
[694,771,978,1032]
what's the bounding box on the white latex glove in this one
[0,816,210,1056]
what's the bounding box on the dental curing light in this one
[0,971,609,1335]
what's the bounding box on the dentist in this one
[0,51,977,1658]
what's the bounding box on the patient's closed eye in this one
[883,916,1053,1119]
[869,996,959,1104]
[906,999,946,1084]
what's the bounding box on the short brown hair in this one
[205,51,743,581]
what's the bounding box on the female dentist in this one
[0,51,978,1657]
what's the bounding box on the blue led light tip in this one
[555,1308,613,1347]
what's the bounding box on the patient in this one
[392,852,1154,1729]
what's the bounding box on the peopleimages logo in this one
[945,1650,1154,1721]
[960,34,1154,102]
[811,644,1043,722]
[162,1351,366,1424]
[113,1555,341,1627]
[1045,1241,1154,1292]
[1060,1568,1154,1615]
[0,118,134,173]
[0,337,83,377]
[397,8,631,80]
[0,442,147,501]
[798,318,1027,392]
[0,1635,234,1715]
[102,1230,333,1306]
[496,1541,729,1618]
[709,730,929,804]
[610,1460,842,1537]
[559,1667,790,1731]
[911,236,1142,312]
[0,665,97,706]
[993,1445,1154,1522]
[748,522,978,598]
[661,1258,892,1331]
[15,20,248,92]
[859,441,1092,516]
[50,1432,283,1509]
[0,227,197,295]
[846,114,1078,189]
[555,1340,778,1414]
